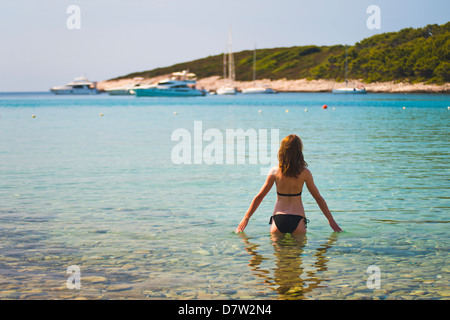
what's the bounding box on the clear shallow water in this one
[0,92,448,299]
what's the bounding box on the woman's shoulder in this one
[300,167,312,177]
[268,166,279,176]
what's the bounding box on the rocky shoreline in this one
[97,75,450,94]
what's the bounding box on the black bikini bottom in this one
[269,214,309,233]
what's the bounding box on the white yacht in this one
[50,76,100,95]
[131,71,205,97]
[332,45,367,94]
[216,86,237,95]
[242,86,276,94]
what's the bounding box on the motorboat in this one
[332,86,367,94]
[131,70,205,97]
[50,76,100,94]
[242,86,276,94]
[132,80,205,97]
[132,80,206,97]
[105,77,144,95]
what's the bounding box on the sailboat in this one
[332,45,367,94]
[217,26,237,95]
[242,44,276,94]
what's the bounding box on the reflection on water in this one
[238,233,339,299]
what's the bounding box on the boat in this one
[105,77,144,95]
[105,86,137,95]
[132,80,206,97]
[50,76,100,94]
[105,83,144,95]
[242,44,276,94]
[217,26,237,95]
[332,86,367,94]
[242,86,276,94]
[332,45,367,94]
[216,86,237,95]
[131,70,205,97]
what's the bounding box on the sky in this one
[0,0,449,91]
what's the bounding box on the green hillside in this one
[111,22,449,84]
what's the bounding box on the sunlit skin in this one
[235,135,343,236]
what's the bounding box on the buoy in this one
[304,108,308,112]
[99,113,104,117]
[31,114,36,118]
[285,109,289,113]
[403,106,406,110]
[322,105,327,109]
[173,111,178,115]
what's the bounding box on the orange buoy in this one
[322,105,328,109]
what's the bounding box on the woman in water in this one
[235,134,342,236]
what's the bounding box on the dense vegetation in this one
[313,22,449,83]
[111,22,449,84]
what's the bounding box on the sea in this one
[0,91,448,300]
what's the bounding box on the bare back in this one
[271,166,307,217]
[235,142,343,234]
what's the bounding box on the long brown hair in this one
[278,134,308,177]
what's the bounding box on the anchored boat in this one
[105,77,144,95]
[131,71,205,97]
[217,26,237,95]
[242,44,276,94]
[50,76,100,95]
[332,45,367,94]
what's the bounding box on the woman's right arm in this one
[304,169,343,232]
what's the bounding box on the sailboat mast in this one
[223,45,227,80]
[345,45,348,85]
[228,26,232,82]
[253,43,256,84]
[226,25,236,82]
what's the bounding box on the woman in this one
[235,134,342,236]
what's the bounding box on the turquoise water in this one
[0,92,449,299]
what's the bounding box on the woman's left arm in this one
[235,173,275,233]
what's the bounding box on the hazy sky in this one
[1,0,449,91]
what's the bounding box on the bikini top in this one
[277,190,302,197]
